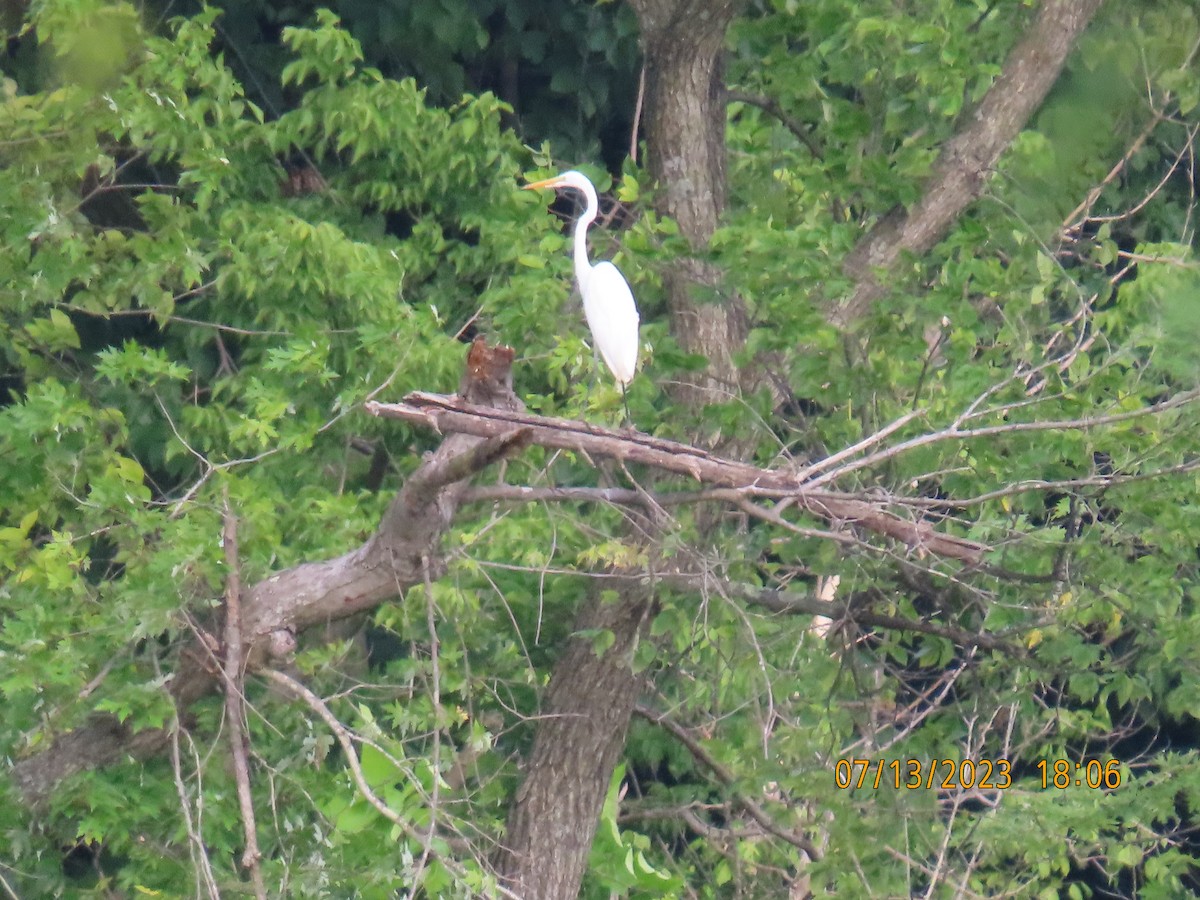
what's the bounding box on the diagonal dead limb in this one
[367,392,988,564]
[834,0,1106,329]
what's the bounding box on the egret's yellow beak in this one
[523,176,564,191]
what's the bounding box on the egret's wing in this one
[581,261,640,385]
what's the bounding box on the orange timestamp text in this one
[833,758,1012,790]
[833,758,1125,790]
[1036,758,1122,789]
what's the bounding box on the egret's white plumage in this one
[524,170,640,388]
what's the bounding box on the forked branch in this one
[367,393,987,564]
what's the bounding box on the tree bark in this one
[832,0,1106,329]
[494,579,653,898]
[631,0,750,409]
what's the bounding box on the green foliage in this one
[583,763,684,897]
[0,2,560,893]
[2,0,1200,897]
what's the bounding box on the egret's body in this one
[524,171,640,392]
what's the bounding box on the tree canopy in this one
[3,0,1200,897]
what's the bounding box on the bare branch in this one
[1061,30,1200,239]
[259,668,525,900]
[469,454,1200,543]
[939,457,1200,509]
[220,490,266,900]
[802,387,1200,489]
[797,409,925,482]
[659,571,1016,652]
[727,90,823,159]
[1060,111,1170,236]
[368,393,988,564]
[464,484,795,507]
[466,484,646,505]
[412,555,444,887]
[259,668,408,828]
[634,705,821,858]
[159,652,220,900]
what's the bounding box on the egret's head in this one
[523,170,594,196]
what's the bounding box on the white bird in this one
[524,170,640,417]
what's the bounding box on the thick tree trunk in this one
[493,4,748,894]
[631,0,749,410]
[494,580,652,898]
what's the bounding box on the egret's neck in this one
[571,181,600,281]
[573,214,592,279]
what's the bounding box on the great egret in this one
[524,170,640,418]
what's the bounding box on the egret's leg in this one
[581,335,599,415]
[621,382,631,428]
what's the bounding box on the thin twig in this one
[634,705,821,858]
[464,484,793,506]
[792,409,926,482]
[727,90,823,159]
[77,654,123,700]
[261,670,415,825]
[1060,111,1169,234]
[630,65,646,164]
[159,654,220,899]
[938,457,1200,508]
[665,571,1015,653]
[1079,122,1198,228]
[221,489,267,900]
[412,555,444,886]
[259,668,526,900]
[801,387,1200,488]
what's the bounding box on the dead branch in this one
[259,668,417,834]
[802,386,1200,489]
[1060,111,1169,237]
[260,668,524,899]
[1061,27,1200,240]
[413,555,444,887]
[368,392,988,564]
[160,652,220,899]
[833,0,1105,328]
